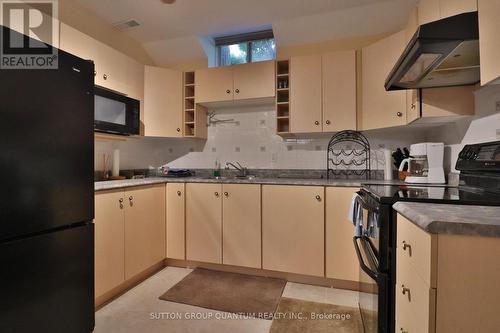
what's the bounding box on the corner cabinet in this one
[418,0,477,25]
[262,185,325,277]
[478,0,500,85]
[143,66,184,137]
[360,30,407,130]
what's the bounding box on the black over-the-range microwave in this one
[94,86,140,135]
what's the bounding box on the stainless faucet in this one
[225,161,248,177]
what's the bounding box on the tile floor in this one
[94,267,367,333]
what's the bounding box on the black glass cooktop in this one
[362,184,500,206]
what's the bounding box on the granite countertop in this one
[394,202,500,238]
[95,176,405,192]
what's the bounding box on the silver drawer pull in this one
[402,240,412,253]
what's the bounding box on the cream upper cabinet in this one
[186,183,223,264]
[222,184,261,269]
[262,185,325,277]
[94,190,125,299]
[322,51,357,132]
[126,58,145,101]
[233,61,275,101]
[196,62,275,105]
[420,85,475,118]
[166,183,186,260]
[143,66,183,137]
[418,0,477,25]
[478,0,500,85]
[290,55,323,133]
[97,44,128,93]
[325,187,360,282]
[360,31,407,130]
[124,185,166,280]
[195,66,234,103]
[60,24,100,79]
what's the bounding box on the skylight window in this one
[215,30,275,67]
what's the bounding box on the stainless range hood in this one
[385,12,479,91]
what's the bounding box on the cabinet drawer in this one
[397,214,437,287]
[396,263,436,333]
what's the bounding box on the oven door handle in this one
[355,191,380,213]
[353,236,380,281]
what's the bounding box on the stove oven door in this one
[354,235,389,333]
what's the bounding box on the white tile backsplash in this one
[95,104,428,171]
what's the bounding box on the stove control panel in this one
[456,140,500,171]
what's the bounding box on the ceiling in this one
[70,0,417,66]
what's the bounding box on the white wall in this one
[95,104,428,172]
[427,85,500,173]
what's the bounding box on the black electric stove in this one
[355,140,500,333]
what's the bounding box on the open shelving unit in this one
[183,71,207,138]
[276,60,290,134]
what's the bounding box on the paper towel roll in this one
[384,149,393,180]
[112,149,120,177]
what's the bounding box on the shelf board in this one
[185,96,195,99]
[276,73,289,77]
[276,116,289,120]
[276,102,289,105]
[184,83,195,87]
[276,88,289,92]
[184,121,195,125]
[185,109,195,112]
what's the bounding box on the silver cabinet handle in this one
[402,240,411,252]
[401,284,410,296]
[177,191,182,196]
[226,89,231,94]
[397,112,403,117]
[224,192,229,197]
[314,121,320,125]
[103,74,108,80]
[411,103,416,109]
[400,328,408,333]
[235,89,240,93]
[315,195,321,201]
[129,196,133,201]
[176,128,181,132]
[325,120,331,125]
[215,192,220,197]
[119,198,124,209]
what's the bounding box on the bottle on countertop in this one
[213,159,221,178]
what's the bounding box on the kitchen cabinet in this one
[222,184,261,269]
[94,190,125,299]
[60,23,144,99]
[124,185,166,279]
[233,61,275,101]
[325,187,360,282]
[195,61,275,105]
[478,0,500,85]
[186,183,223,264]
[289,55,323,133]
[166,183,185,260]
[262,185,325,277]
[396,214,500,333]
[418,0,477,25]
[143,66,184,137]
[322,51,357,132]
[360,30,407,130]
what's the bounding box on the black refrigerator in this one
[0,27,95,333]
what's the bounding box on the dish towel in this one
[348,193,363,237]
[367,211,380,239]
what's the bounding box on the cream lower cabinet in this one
[186,183,223,264]
[222,184,261,269]
[94,190,125,299]
[262,185,325,277]
[124,185,166,279]
[325,187,360,282]
[397,214,500,333]
[143,66,183,137]
[166,183,186,260]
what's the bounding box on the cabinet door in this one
[166,183,185,260]
[322,51,357,132]
[186,183,223,264]
[290,55,323,133]
[222,184,261,269]
[479,0,500,85]
[440,0,477,19]
[360,31,407,130]
[94,190,125,298]
[325,187,360,282]
[418,0,440,25]
[59,24,100,81]
[195,67,234,103]
[143,66,183,137]
[125,57,145,101]
[124,185,166,279]
[262,185,324,277]
[233,61,275,100]
[96,43,128,94]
